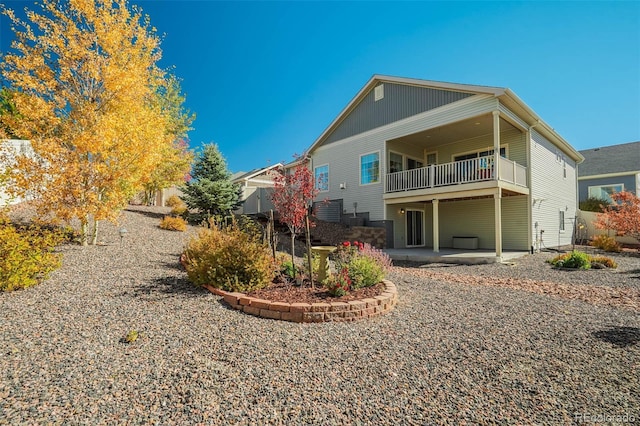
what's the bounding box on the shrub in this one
[166,195,183,208]
[182,218,275,292]
[159,216,187,232]
[171,204,187,217]
[280,259,296,280]
[590,234,622,253]
[549,251,591,269]
[0,216,63,291]
[548,251,618,270]
[303,251,320,278]
[344,255,385,289]
[359,242,393,273]
[334,240,391,287]
[579,197,609,213]
[590,256,618,269]
[324,268,351,296]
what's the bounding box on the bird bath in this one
[311,246,337,283]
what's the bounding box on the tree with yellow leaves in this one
[0,0,193,245]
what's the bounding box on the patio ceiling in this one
[388,114,519,149]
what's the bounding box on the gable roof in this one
[578,141,640,177]
[231,163,283,187]
[304,74,582,162]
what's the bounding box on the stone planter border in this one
[203,280,397,323]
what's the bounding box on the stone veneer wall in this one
[345,226,386,249]
[203,280,397,323]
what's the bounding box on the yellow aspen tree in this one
[1,0,192,245]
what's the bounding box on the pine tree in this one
[181,143,241,221]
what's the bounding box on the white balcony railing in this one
[385,156,527,193]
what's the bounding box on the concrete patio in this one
[385,247,530,265]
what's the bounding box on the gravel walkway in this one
[1,206,639,425]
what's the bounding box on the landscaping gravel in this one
[1,205,639,425]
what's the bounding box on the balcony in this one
[385,156,527,193]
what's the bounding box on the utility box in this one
[452,237,479,250]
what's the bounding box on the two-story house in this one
[301,75,583,258]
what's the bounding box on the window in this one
[454,147,506,162]
[588,184,624,203]
[407,158,424,170]
[389,152,424,174]
[559,210,565,232]
[360,152,380,185]
[314,164,329,192]
[389,152,403,174]
[426,152,437,166]
[563,158,567,178]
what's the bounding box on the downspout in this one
[529,121,540,253]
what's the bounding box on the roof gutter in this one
[504,89,584,164]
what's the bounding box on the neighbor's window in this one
[360,152,380,185]
[588,184,623,203]
[314,164,329,192]
[559,210,565,232]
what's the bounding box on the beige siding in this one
[439,199,495,249]
[388,202,431,248]
[312,95,499,221]
[502,195,529,250]
[434,127,526,166]
[530,130,578,248]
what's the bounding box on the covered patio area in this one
[385,247,530,265]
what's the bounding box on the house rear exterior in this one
[303,75,583,257]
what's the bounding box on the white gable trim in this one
[312,94,496,153]
[578,171,640,180]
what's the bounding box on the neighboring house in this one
[577,141,640,246]
[299,75,583,256]
[232,163,283,215]
[578,141,640,203]
[0,139,33,207]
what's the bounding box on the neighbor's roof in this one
[578,141,640,177]
[304,74,583,163]
[231,163,283,184]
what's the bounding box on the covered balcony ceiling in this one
[388,114,519,148]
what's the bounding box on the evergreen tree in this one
[181,143,241,221]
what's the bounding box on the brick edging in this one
[203,280,398,323]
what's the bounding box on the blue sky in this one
[2,1,639,173]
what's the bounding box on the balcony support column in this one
[432,199,440,252]
[494,190,502,260]
[493,110,500,180]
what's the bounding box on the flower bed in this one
[203,279,398,323]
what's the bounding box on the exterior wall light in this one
[400,208,405,214]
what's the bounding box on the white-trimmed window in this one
[314,164,329,192]
[559,210,565,232]
[360,151,380,185]
[588,184,624,203]
[453,146,507,162]
[426,152,437,166]
[389,152,403,174]
[389,151,425,174]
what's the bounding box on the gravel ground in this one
[1,206,639,425]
